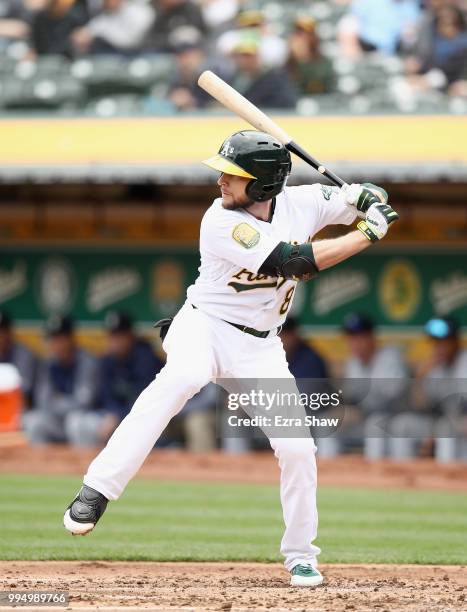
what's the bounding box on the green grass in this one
[1,474,466,564]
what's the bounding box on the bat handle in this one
[287,141,346,188]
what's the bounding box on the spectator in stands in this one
[29,0,88,58]
[67,311,163,446]
[72,0,154,56]
[392,317,467,462]
[0,310,37,407]
[167,27,231,111]
[168,30,212,110]
[286,15,337,96]
[280,316,329,381]
[23,315,98,444]
[280,317,332,450]
[338,0,421,58]
[198,0,238,32]
[428,317,467,462]
[318,313,410,459]
[216,9,287,69]
[229,39,297,109]
[406,5,467,89]
[0,0,44,50]
[81,0,102,18]
[449,75,467,96]
[145,0,207,53]
[407,0,459,60]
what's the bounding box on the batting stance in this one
[63,130,398,587]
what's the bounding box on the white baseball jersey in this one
[187,184,357,330]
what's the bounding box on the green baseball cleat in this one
[290,564,324,587]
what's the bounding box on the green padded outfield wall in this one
[0,247,466,327]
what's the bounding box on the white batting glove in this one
[342,183,389,219]
[357,202,400,242]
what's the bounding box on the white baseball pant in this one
[84,302,320,571]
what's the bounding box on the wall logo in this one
[379,260,421,322]
[36,258,74,315]
[87,267,142,312]
[0,261,27,304]
[313,270,369,315]
[431,272,467,315]
[152,260,184,315]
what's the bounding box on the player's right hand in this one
[357,202,399,242]
[343,183,389,219]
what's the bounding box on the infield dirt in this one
[2,561,467,612]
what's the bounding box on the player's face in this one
[107,332,134,359]
[48,334,75,363]
[346,332,375,363]
[217,173,254,209]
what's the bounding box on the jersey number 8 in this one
[280,287,295,315]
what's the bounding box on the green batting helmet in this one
[203,130,292,202]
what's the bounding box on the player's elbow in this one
[259,242,319,281]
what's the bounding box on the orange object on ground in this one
[0,364,23,432]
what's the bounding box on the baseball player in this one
[63,130,398,587]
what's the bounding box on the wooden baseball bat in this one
[198,70,346,188]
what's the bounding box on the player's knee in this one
[184,369,212,397]
[151,363,211,397]
[159,364,212,404]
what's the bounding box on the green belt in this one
[191,305,281,339]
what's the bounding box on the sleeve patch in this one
[232,223,260,249]
[320,185,339,201]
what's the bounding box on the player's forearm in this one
[313,230,371,271]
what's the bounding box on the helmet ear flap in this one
[246,179,286,202]
[246,179,263,202]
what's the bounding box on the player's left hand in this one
[342,183,388,219]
